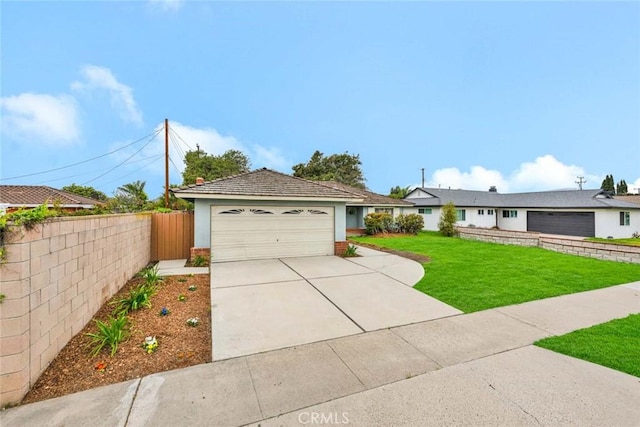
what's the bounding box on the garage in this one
[527,211,595,237]
[211,205,335,262]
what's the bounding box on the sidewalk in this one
[2,281,638,426]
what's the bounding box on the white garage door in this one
[211,206,335,262]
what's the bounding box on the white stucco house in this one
[172,168,364,262]
[405,187,640,239]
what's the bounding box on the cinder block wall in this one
[459,227,640,263]
[0,213,151,406]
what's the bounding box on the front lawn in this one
[535,314,640,377]
[351,232,640,312]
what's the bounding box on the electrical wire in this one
[0,128,163,182]
[96,155,164,188]
[82,131,161,185]
[169,126,194,152]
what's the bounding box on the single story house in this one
[405,187,640,238]
[318,181,414,231]
[0,185,102,215]
[171,168,364,262]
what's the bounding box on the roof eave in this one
[174,193,364,203]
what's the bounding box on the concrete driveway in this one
[211,248,461,360]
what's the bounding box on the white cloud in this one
[424,155,607,193]
[148,0,183,12]
[0,92,80,145]
[252,145,288,171]
[508,155,598,192]
[427,166,509,192]
[628,178,640,195]
[71,65,143,125]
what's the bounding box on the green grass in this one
[535,314,640,377]
[351,232,640,312]
[585,237,640,247]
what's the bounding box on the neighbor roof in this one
[614,195,640,206]
[172,168,363,201]
[319,181,413,206]
[408,188,639,209]
[0,185,102,207]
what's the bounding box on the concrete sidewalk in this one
[2,281,638,427]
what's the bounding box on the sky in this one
[1,1,639,199]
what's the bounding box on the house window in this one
[456,209,466,221]
[487,209,494,215]
[375,208,393,215]
[478,209,484,215]
[502,210,517,218]
[620,211,630,226]
[418,208,432,214]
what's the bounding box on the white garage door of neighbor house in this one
[210,206,335,262]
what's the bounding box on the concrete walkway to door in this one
[210,247,461,360]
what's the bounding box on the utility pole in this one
[575,176,586,190]
[421,168,425,188]
[164,118,169,208]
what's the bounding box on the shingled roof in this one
[408,188,640,209]
[0,185,102,207]
[172,168,363,200]
[318,181,413,206]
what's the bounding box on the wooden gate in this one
[151,211,194,260]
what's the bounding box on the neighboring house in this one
[171,168,364,262]
[0,185,102,215]
[405,187,640,238]
[615,195,640,206]
[317,181,415,231]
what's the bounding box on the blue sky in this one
[1,1,639,199]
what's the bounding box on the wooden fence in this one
[150,211,194,260]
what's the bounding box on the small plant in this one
[396,213,424,235]
[186,317,200,327]
[178,278,188,283]
[142,336,159,354]
[191,255,207,267]
[188,285,197,291]
[633,231,640,239]
[364,212,394,235]
[141,265,163,286]
[0,294,5,304]
[343,245,358,257]
[111,282,156,315]
[177,294,186,302]
[85,314,129,357]
[159,307,170,316]
[438,202,459,237]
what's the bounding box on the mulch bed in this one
[22,272,212,404]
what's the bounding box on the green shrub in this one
[141,265,163,286]
[191,255,207,267]
[396,213,424,235]
[111,282,157,315]
[85,313,129,357]
[438,202,459,237]
[364,212,393,235]
[343,245,358,257]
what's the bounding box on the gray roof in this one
[319,181,413,206]
[407,188,640,209]
[172,168,361,200]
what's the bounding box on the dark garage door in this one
[527,211,595,237]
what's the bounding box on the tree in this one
[438,202,459,237]
[292,151,366,189]
[616,179,628,195]
[114,180,148,212]
[389,185,411,199]
[62,183,108,201]
[601,174,615,194]
[182,148,251,185]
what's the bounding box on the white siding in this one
[595,209,640,238]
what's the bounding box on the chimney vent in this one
[489,186,497,192]
[196,177,204,185]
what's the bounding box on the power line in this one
[0,128,163,182]
[169,126,194,152]
[82,131,161,185]
[97,155,164,188]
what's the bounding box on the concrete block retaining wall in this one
[459,227,640,264]
[0,213,151,406]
